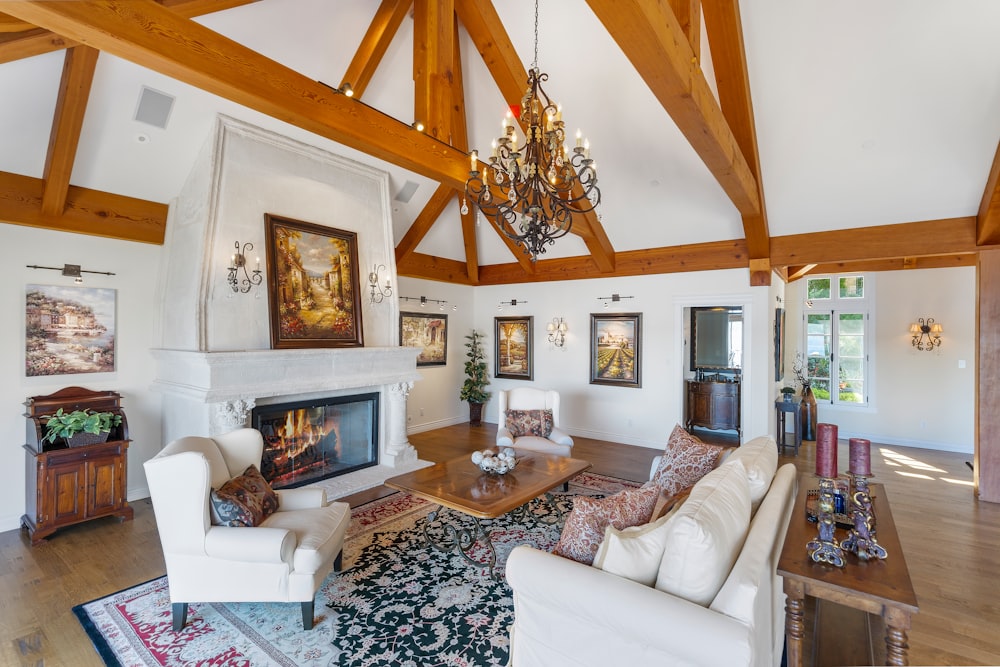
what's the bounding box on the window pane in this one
[807,278,831,299]
[838,313,864,334]
[839,276,864,298]
[836,312,865,405]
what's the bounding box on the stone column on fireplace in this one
[384,381,417,467]
[211,398,256,436]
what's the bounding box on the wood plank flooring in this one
[0,424,997,666]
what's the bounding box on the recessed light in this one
[135,133,150,144]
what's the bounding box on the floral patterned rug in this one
[74,472,637,667]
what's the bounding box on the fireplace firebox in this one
[251,392,378,489]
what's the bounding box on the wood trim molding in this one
[977,140,1000,247]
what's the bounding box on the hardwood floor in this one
[1,424,998,666]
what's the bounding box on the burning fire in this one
[274,409,341,459]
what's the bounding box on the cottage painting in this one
[400,312,448,366]
[25,284,116,377]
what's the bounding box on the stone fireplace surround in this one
[152,116,431,499]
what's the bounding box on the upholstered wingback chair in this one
[496,387,574,457]
[143,428,350,631]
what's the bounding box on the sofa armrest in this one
[649,455,663,481]
[506,546,751,667]
[548,427,573,448]
[497,427,515,448]
[275,487,327,510]
[204,526,295,565]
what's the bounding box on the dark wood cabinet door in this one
[48,464,85,525]
[86,457,123,517]
[686,380,741,436]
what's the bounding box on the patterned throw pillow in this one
[650,424,727,498]
[505,409,554,438]
[552,485,659,565]
[209,464,279,527]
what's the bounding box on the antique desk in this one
[777,477,918,666]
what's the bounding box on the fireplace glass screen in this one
[252,392,378,489]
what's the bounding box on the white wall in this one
[1,225,165,531]
[783,267,975,453]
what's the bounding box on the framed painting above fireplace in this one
[264,214,363,349]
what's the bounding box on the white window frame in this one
[802,274,876,411]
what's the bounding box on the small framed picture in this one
[400,312,448,366]
[590,313,642,387]
[495,316,533,380]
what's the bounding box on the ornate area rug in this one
[73,472,637,666]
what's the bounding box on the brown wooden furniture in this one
[778,477,918,666]
[21,386,133,545]
[686,379,741,437]
[385,451,591,577]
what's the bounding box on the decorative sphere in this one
[471,451,484,465]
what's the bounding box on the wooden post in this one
[976,248,1000,502]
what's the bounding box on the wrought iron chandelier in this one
[463,0,600,261]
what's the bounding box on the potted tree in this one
[459,330,492,426]
[43,408,122,447]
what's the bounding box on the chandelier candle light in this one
[808,422,846,567]
[464,0,600,261]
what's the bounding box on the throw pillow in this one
[593,503,682,586]
[552,485,659,565]
[726,436,779,512]
[209,464,279,527]
[505,409,554,438]
[650,424,727,497]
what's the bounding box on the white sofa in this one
[506,436,797,667]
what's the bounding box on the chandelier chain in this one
[532,0,539,71]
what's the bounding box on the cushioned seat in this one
[496,388,574,457]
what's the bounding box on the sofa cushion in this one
[506,409,554,438]
[262,501,351,574]
[592,499,685,586]
[726,436,779,512]
[209,464,279,527]
[654,458,752,606]
[650,424,728,497]
[553,486,659,565]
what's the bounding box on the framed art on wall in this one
[264,214,363,349]
[774,307,786,381]
[400,312,448,366]
[495,316,533,380]
[590,313,642,387]
[25,284,117,377]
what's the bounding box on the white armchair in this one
[497,388,574,457]
[143,428,350,631]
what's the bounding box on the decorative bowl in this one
[471,447,518,475]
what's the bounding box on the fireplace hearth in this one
[253,393,378,489]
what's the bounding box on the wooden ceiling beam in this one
[785,264,816,282]
[413,0,454,144]
[41,45,99,217]
[2,0,470,190]
[805,254,977,276]
[447,16,481,283]
[0,12,33,32]
[771,217,977,266]
[156,0,262,19]
[586,0,760,219]
[396,251,475,285]
[0,170,167,243]
[702,0,770,286]
[395,184,453,264]
[340,0,412,99]
[666,0,700,61]
[978,140,1000,246]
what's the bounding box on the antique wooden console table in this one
[778,477,918,666]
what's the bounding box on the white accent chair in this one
[496,388,574,457]
[143,428,350,631]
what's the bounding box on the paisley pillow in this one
[552,485,659,565]
[650,424,727,497]
[209,464,279,527]
[505,409,554,438]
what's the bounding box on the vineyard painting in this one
[590,313,642,387]
[494,316,533,380]
[264,214,363,349]
[25,284,116,377]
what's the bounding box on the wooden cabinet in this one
[686,380,741,437]
[21,387,133,545]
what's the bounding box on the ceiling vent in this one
[394,180,420,203]
[134,86,175,129]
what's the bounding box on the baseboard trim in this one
[406,415,468,435]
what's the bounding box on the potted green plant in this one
[43,408,122,447]
[459,330,492,426]
[780,386,797,402]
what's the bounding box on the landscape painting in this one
[25,284,116,377]
[265,214,363,348]
[590,313,641,387]
[495,316,533,380]
[400,312,448,366]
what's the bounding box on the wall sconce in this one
[228,241,262,293]
[401,295,455,312]
[27,263,116,284]
[910,317,942,351]
[368,264,392,304]
[497,298,527,312]
[547,317,568,347]
[597,293,634,309]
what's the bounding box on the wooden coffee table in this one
[385,451,591,579]
[778,477,918,666]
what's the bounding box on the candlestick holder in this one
[807,477,845,567]
[841,474,888,561]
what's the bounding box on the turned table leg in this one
[884,606,912,666]
[784,579,806,667]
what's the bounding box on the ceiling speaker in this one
[394,180,420,203]
[134,86,175,129]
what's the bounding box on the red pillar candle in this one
[849,438,872,476]
[815,423,839,478]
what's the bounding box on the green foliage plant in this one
[780,386,797,397]
[43,408,122,445]
[459,330,492,404]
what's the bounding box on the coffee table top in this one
[384,451,591,519]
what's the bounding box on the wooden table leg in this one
[784,579,806,667]
[883,606,912,666]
